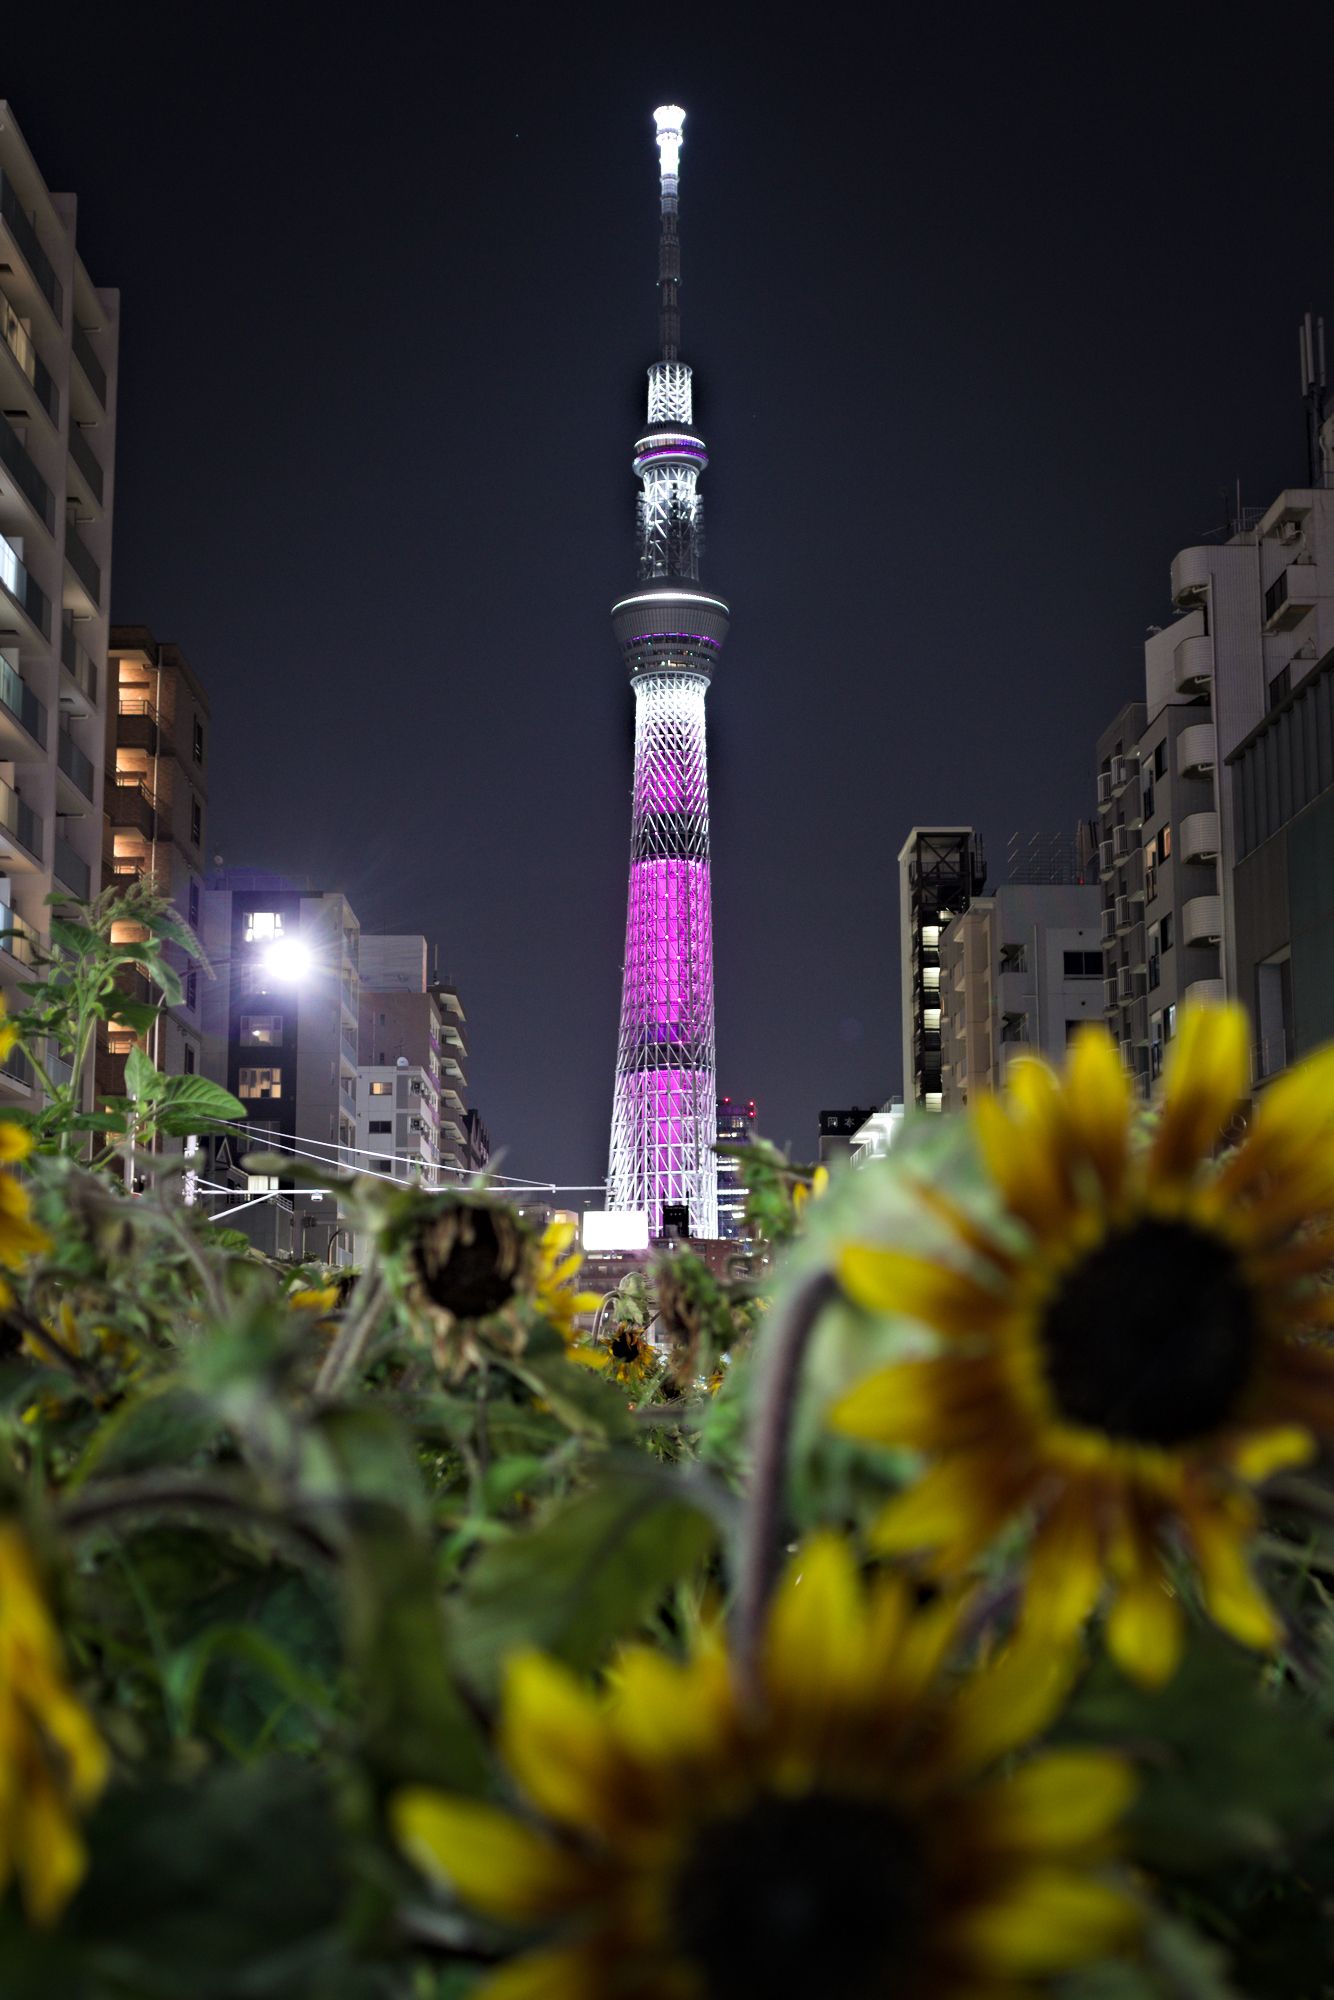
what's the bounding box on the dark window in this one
[1268,664,1290,711]
[1154,742,1166,779]
[369,1119,392,1134]
[193,717,204,764]
[1142,778,1154,821]
[373,1158,392,1173]
[188,880,199,927]
[1161,912,1174,953]
[1064,1019,1086,1043]
[1063,950,1102,977]
[183,1044,196,1074]
[190,795,202,845]
[186,970,197,1010]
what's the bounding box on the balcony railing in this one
[0,409,54,532]
[1,1044,36,1091]
[53,836,90,901]
[108,775,161,839]
[71,321,106,407]
[116,699,159,753]
[67,423,104,505]
[0,170,63,321]
[0,652,46,746]
[0,293,57,422]
[0,775,41,859]
[60,616,98,703]
[0,534,49,637]
[65,521,101,605]
[0,901,35,966]
[57,727,94,799]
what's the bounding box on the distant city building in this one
[1094,313,1334,1092]
[715,1094,756,1239]
[199,873,361,1263]
[97,625,209,1113]
[898,827,986,1111]
[462,1106,491,1175]
[818,1106,877,1165]
[1,103,118,1107]
[939,880,1102,1108]
[849,1100,905,1165]
[355,936,469,1182]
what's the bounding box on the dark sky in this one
[6,5,1330,1185]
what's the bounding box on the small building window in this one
[369,1119,392,1134]
[190,795,202,846]
[193,717,205,764]
[240,1015,283,1045]
[238,1066,282,1100]
[188,880,200,927]
[1154,741,1166,779]
[186,969,198,1010]
[244,911,283,942]
[1062,951,1102,977]
[1160,824,1173,860]
[368,1080,392,1096]
[183,1044,196,1074]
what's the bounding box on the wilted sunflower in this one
[0,1118,51,1307]
[0,1523,109,1922]
[394,1535,1137,1999]
[604,1321,656,1387]
[532,1218,601,1345]
[832,1006,1334,1685]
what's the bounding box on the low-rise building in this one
[715,1094,756,1238]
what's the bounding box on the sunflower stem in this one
[732,1266,838,1694]
[314,1268,386,1401]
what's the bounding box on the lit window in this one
[244,911,283,942]
[368,1080,392,1096]
[238,1066,282,1100]
[247,1174,279,1193]
[1160,825,1173,860]
[240,1015,283,1046]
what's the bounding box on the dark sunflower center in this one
[610,1329,640,1362]
[1040,1217,1257,1445]
[410,1206,523,1319]
[672,1791,923,2000]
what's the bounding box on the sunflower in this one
[0,1523,109,1922]
[532,1218,602,1345]
[393,1535,1137,1999]
[604,1321,656,1387]
[0,1118,51,1308]
[831,1006,1334,1687]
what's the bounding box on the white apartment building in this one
[939,882,1103,1108]
[0,104,117,1104]
[356,936,470,1182]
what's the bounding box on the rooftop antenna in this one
[1299,311,1327,485]
[653,105,685,361]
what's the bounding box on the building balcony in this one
[0,294,58,426]
[1186,977,1227,1006]
[56,725,95,802]
[1177,721,1216,777]
[53,835,90,901]
[1098,837,1113,876]
[0,170,63,324]
[64,521,101,611]
[1099,904,1117,945]
[0,650,46,751]
[1170,545,1212,610]
[0,899,36,967]
[1114,895,1132,934]
[0,532,50,639]
[1180,809,1219,863]
[71,322,106,409]
[60,616,98,710]
[0,409,55,536]
[116,696,160,754]
[108,775,161,840]
[67,423,104,509]
[1127,922,1147,972]
[1096,769,1112,808]
[1173,632,1213,694]
[1182,895,1223,947]
[1110,752,1136,795]
[1263,563,1318,632]
[1112,823,1133,862]
[0,775,42,869]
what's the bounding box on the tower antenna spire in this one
[654,105,685,361]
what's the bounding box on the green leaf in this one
[447,1460,717,1691]
[501,1346,635,1442]
[302,1407,430,1531]
[142,904,206,961]
[123,1042,158,1101]
[148,1074,246,1134]
[69,1384,221,1486]
[47,917,103,956]
[106,993,161,1033]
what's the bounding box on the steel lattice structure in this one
[607,106,729,1238]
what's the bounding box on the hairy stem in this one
[314,1269,386,1400]
[731,1266,838,1693]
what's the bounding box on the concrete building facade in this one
[355,937,472,1181]
[939,882,1102,1109]
[0,104,118,1105]
[715,1094,756,1239]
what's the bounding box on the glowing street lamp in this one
[261,936,313,982]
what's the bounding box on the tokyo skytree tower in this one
[606,105,730,1238]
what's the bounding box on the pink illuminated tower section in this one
[607,105,729,1237]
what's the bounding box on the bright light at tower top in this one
[654,104,685,187]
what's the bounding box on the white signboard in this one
[582,1209,650,1253]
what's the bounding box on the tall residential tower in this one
[606,106,729,1237]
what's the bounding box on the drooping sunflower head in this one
[833,1006,1334,1683]
[393,1536,1137,1999]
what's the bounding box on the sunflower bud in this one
[408,1202,528,1321]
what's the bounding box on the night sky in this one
[6,8,1330,1188]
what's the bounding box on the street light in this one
[261,936,313,982]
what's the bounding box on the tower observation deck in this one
[607,105,729,1238]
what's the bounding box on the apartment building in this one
[715,1094,756,1239]
[462,1106,491,1175]
[897,827,986,1111]
[356,935,446,1183]
[1096,342,1334,1091]
[939,881,1102,1109]
[0,104,117,1104]
[97,625,210,1096]
[199,873,361,1263]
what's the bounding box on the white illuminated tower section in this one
[607,105,729,1238]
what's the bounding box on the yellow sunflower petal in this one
[1183,1494,1282,1653]
[608,1643,731,1770]
[1225,1044,1334,1198]
[499,1652,618,1832]
[946,1632,1082,1775]
[957,1866,1140,1972]
[18,1768,87,1926]
[1063,1026,1131,1197]
[836,1245,1005,1334]
[1105,1563,1183,1689]
[973,1090,1072,1241]
[0,1121,33,1163]
[974,1749,1136,1856]
[762,1534,866,1711]
[390,1788,590,1920]
[1228,1424,1315,1484]
[827,1356,1002,1451]
[471,1946,602,2000]
[1023,1489,1105,1644]
[868,1453,1017,1568]
[1151,1004,1248,1182]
